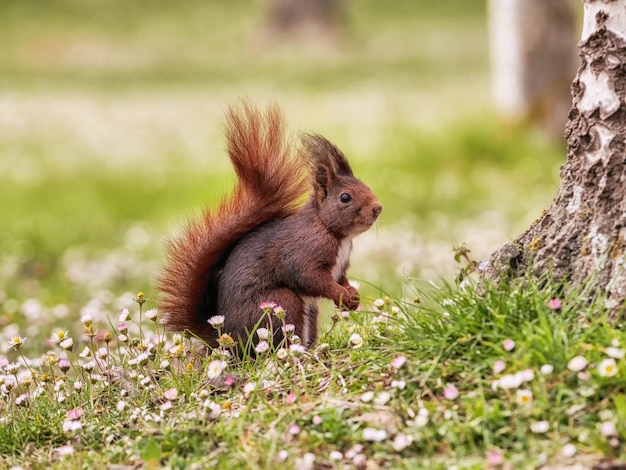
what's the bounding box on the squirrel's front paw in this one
[343,285,360,311]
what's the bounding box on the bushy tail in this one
[157,103,310,338]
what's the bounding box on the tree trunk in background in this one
[482,0,626,311]
[488,0,578,139]
[264,0,345,43]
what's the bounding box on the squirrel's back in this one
[156,103,310,339]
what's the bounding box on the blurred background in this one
[0,0,581,335]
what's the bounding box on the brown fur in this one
[157,103,382,354]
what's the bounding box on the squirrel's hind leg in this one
[262,289,308,347]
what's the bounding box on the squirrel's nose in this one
[372,203,382,218]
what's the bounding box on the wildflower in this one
[606,347,625,359]
[9,336,27,350]
[540,364,554,375]
[96,347,108,360]
[80,315,93,327]
[169,344,185,358]
[62,420,83,433]
[493,360,506,374]
[391,355,407,370]
[345,444,364,459]
[59,359,71,373]
[502,339,515,351]
[84,324,96,338]
[373,298,385,308]
[315,343,330,355]
[486,450,504,467]
[218,334,235,348]
[134,291,146,305]
[561,443,577,458]
[79,346,91,358]
[51,330,69,344]
[492,373,522,390]
[277,450,288,461]
[286,391,297,404]
[67,407,83,420]
[119,308,130,322]
[519,369,535,382]
[391,380,406,390]
[117,401,127,412]
[443,384,459,400]
[288,424,301,435]
[207,360,227,379]
[101,332,112,344]
[282,324,295,337]
[163,388,178,401]
[567,355,587,372]
[291,334,301,344]
[255,341,269,354]
[547,298,562,311]
[530,421,549,433]
[256,328,269,340]
[374,391,392,406]
[208,315,225,329]
[259,301,277,310]
[74,381,83,390]
[54,445,74,457]
[598,358,618,377]
[273,306,286,319]
[276,348,288,360]
[129,352,150,367]
[145,308,158,321]
[59,338,74,351]
[601,421,617,437]
[329,451,343,460]
[415,408,429,427]
[350,333,363,349]
[15,394,29,406]
[295,453,315,470]
[81,361,96,372]
[516,389,533,406]
[289,344,305,356]
[363,427,387,442]
[360,391,375,403]
[312,415,323,425]
[392,432,413,451]
[4,362,19,375]
[243,382,256,396]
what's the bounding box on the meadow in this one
[3,0,625,468]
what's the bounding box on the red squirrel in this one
[157,102,382,352]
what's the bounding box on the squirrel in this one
[157,102,382,353]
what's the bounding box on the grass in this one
[1,273,626,469]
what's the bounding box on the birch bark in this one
[483,0,626,310]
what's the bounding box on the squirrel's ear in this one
[314,164,331,199]
[301,133,354,178]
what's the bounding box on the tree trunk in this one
[487,0,578,139]
[481,0,626,309]
[264,0,345,43]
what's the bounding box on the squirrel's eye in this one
[340,193,352,203]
